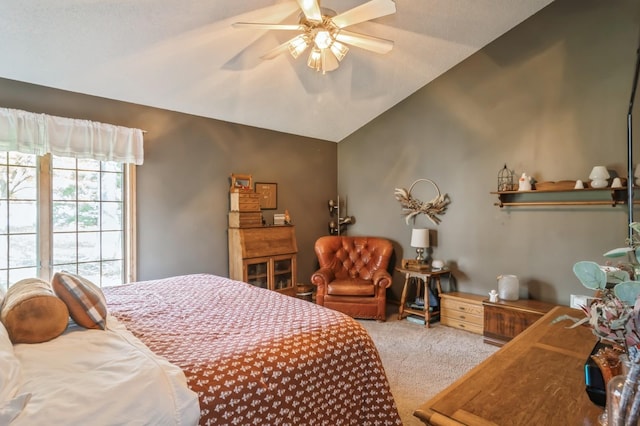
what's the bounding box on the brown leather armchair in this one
[311,236,393,321]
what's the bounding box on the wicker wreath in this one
[394,179,450,225]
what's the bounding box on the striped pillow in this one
[52,272,107,330]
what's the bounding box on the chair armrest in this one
[372,269,392,288]
[311,268,336,287]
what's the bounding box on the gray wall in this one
[339,0,640,305]
[0,78,337,284]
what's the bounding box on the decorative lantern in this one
[497,164,515,192]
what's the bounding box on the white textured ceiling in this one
[0,0,553,142]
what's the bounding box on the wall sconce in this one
[328,199,339,215]
[410,228,430,264]
[327,196,355,235]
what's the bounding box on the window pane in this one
[8,166,36,200]
[52,170,77,200]
[77,158,100,171]
[103,162,122,173]
[102,231,122,260]
[78,232,100,262]
[102,260,123,287]
[52,156,75,170]
[9,201,37,234]
[78,202,99,231]
[53,202,77,232]
[9,234,36,268]
[101,173,122,201]
[78,171,99,201]
[0,201,7,234]
[8,152,36,167]
[0,236,7,269]
[53,233,77,265]
[0,166,7,199]
[78,262,100,284]
[9,268,37,284]
[102,202,122,231]
[52,264,77,275]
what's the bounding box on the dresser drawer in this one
[441,298,484,317]
[441,316,483,334]
[440,292,485,335]
[230,192,261,212]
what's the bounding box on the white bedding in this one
[10,315,200,426]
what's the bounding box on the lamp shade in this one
[410,228,430,248]
[589,166,610,180]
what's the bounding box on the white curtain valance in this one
[0,107,144,165]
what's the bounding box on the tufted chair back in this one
[311,236,393,321]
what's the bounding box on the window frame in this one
[1,153,136,288]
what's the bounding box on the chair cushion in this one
[327,279,375,297]
[1,278,69,344]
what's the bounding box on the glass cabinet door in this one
[245,260,269,289]
[273,257,293,291]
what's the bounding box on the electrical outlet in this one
[570,294,595,309]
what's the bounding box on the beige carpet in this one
[358,313,498,426]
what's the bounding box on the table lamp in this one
[410,228,430,264]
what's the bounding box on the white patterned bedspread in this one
[104,273,401,426]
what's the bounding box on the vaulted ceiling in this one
[0,0,554,142]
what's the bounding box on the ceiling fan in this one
[233,0,396,74]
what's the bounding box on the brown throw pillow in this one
[51,272,108,330]
[0,278,69,344]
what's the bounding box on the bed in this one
[103,273,401,425]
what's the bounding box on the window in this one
[0,152,135,290]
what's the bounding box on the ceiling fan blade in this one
[331,0,396,28]
[295,0,322,22]
[232,22,304,31]
[335,29,394,54]
[260,40,293,60]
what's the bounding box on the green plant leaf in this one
[614,281,640,305]
[604,247,634,258]
[573,261,607,290]
[607,269,631,284]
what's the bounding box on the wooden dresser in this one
[414,305,602,425]
[482,298,556,346]
[440,292,485,335]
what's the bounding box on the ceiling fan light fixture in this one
[329,41,348,62]
[314,29,333,49]
[288,34,310,59]
[307,46,323,72]
[234,0,396,74]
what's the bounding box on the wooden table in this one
[414,305,602,425]
[396,267,450,328]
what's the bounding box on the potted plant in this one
[559,222,640,425]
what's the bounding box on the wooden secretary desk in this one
[228,225,297,297]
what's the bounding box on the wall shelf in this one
[491,187,638,208]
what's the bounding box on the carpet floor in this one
[358,311,498,425]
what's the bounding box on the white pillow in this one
[0,321,22,402]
